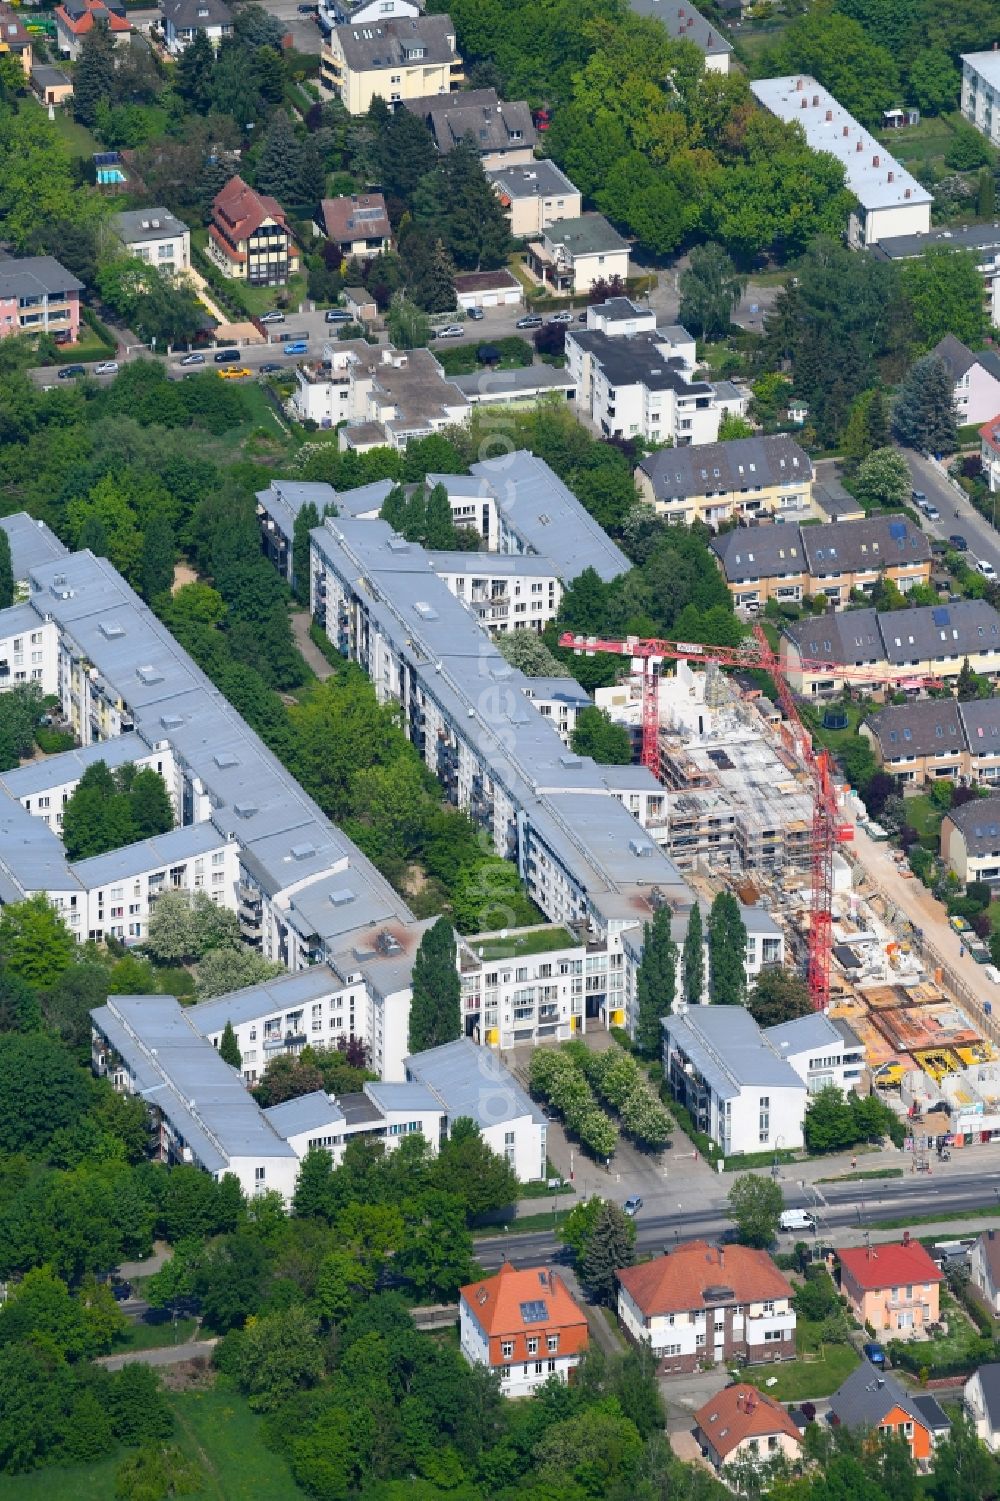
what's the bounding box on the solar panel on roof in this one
[932,607,949,626]
[519,1299,549,1323]
[888,522,906,541]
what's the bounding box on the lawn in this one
[903,792,945,848]
[471,926,578,960]
[0,1380,300,1501]
[743,1318,860,1402]
[874,114,961,170]
[46,106,100,159]
[805,697,869,758]
[914,1289,985,1367]
[119,1313,199,1351]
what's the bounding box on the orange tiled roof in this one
[55,0,130,35]
[837,1240,943,1292]
[617,1241,793,1316]
[212,175,294,245]
[460,1263,589,1366]
[695,1383,801,1461]
[981,416,1000,452]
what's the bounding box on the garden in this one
[743,1266,860,1402]
[529,1041,674,1158]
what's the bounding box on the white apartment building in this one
[426,551,562,635]
[290,340,469,449]
[0,604,58,694]
[764,1012,865,1095]
[566,311,746,445]
[1,735,174,834]
[0,512,68,598]
[751,76,931,248]
[112,207,191,273]
[962,51,1000,150]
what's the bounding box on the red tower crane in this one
[559,625,938,1012]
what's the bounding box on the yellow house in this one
[320,14,463,115]
[837,1238,943,1339]
[636,434,813,528]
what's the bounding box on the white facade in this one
[962,52,1000,150]
[964,1365,1000,1451]
[0,607,58,695]
[765,1014,865,1095]
[459,1304,581,1397]
[290,341,469,447]
[616,1280,795,1363]
[115,213,191,273]
[428,552,562,635]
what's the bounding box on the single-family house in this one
[694,1385,802,1473]
[829,1363,949,1466]
[0,4,32,74]
[525,213,630,296]
[941,797,1000,888]
[486,160,582,239]
[970,1229,1000,1315]
[459,1263,588,1397]
[406,88,535,168]
[836,1235,944,1338]
[54,0,130,58]
[639,435,813,528]
[112,207,191,273]
[981,414,1000,493]
[0,256,83,345]
[964,1361,1000,1450]
[208,176,299,286]
[320,14,463,114]
[160,0,232,51]
[315,194,392,261]
[617,1241,796,1374]
[934,333,1000,428]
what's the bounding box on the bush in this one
[35,727,76,754]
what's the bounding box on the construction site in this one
[590,649,1000,1147]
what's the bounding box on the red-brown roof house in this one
[208,175,300,287]
[460,1263,589,1398]
[837,1233,943,1339]
[54,0,130,59]
[315,193,391,261]
[694,1384,803,1472]
[617,1241,796,1374]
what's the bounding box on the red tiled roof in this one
[617,1241,793,1317]
[981,415,1000,452]
[460,1263,589,1367]
[837,1240,943,1292]
[55,0,130,34]
[212,175,294,245]
[695,1384,801,1461]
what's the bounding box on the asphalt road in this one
[99,1338,217,1371]
[475,1167,998,1271]
[265,0,323,54]
[905,448,1000,573]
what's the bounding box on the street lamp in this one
[772,1135,785,1179]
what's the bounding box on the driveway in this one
[98,1338,217,1371]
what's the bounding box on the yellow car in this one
[218,366,252,380]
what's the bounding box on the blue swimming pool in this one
[97,166,126,185]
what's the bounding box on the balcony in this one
[263,1031,306,1053]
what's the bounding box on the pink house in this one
[0,256,83,344]
[934,333,1000,428]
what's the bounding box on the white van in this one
[779,1208,816,1232]
[977,558,998,581]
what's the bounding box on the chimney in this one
[812,94,819,107]
[902,1229,910,1247]
[873,155,880,167]
[796,77,804,91]
[825,109,832,121]
[888,170,894,183]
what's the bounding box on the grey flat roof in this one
[70,821,228,888]
[0,512,67,581]
[333,479,395,518]
[0,733,154,800]
[0,601,47,638]
[487,160,578,200]
[263,1090,345,1138]
[256,481,338,545]
[93,996,295,1174]
[446,366,575,398]
[469,449,630,583]
[570,328,709,396]
[425,549,558,578]
[750,76,931,214]
[874,222,1000,262]
[189,965,345,1035]
[765,1013,844,1056]
[113,207,189,243]
[365,1079,441,1114]
[0,789,80,896]
[405,1036,547,1128]
[664,1007,804,1100]
[522,676,591,706]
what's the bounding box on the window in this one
[547,1334,559,1352]
[547,1358,556,1372]
[762,1301,775,1314]
[254,1167,265,1183]
[534,1361,543,1375]
[526,1337,538,1355]
[501,1340,513,1359]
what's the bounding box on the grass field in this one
[903,792,945,848]
[119,1314,199,1351]
[474,926,578,961]
[0,1380,301,1501]
[874,115,959,169]
[743,1318,860,1402]
[46,106,100,159]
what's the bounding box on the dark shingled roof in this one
[710,526,806,584]
[934,332,1000,386]
[801,513,930,577]
[638,434,810,503]
[334,14,457,72]
[863,699,963,760]
[943,795,1000,857]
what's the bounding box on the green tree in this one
[195,948,284,1000]
[0,527,12,610]
[979,166,996,221]
[571,706,633,765]
[74,19,117,126]
[580,1200,636,1304]
[682,902,704,1005]
[292,500,319,604]
[717,413,754,440]
[141,509,175,603]
[908,49,960,116]
[0,969,42,1033]
[115,1445,202,1500]
[634,905,677,1057]
[892,355,959,455]
[255,111,304,204]
[727,1172,783,1247]
[678,243,747,341]
[175,27,214,109]
[219,1020,242,1071]
[495,629,563,676]
[423,483,457,548]
[387,292,431,350]
[766,11,900,126]
[236,1305,325,1412]
[901,247,988,351]
[560,1195,606,1267]
[0,1031,91,1153]
[854,447,912,511]
[802,1084,856,1153]
[842,388,889,474]
[433,1117,519,1221]
[397,1189,475,1300]
[0,893,76,989]
[747,966,812,1028]
[407,917,461,1054]
[0,682,43,771]
[707,891,747,1006]
[437,139,510,270]
[929,1413,999,1501]
[129,768,175,841]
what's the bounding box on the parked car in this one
[325,308,353,323]
[260,310,285,324]
[924,504,940,522]
[297,3,316,13]
[548,311,574,324]
[516,315,543,329]
[911,490,927,505]
[779,1208,816,1232]
[218,366,251,380]
[179,352,206,367]
[57,364,86,379]
[862,1341,887,1368]
[112,1280,132,1302]
[214,348,240,363]
[978,558,998,580]
[283,340,309,355]
[949,534,969,551]
[94,360,119,376]
[259,362,283,373]
[623,1195,643,1217]
[467,307,485,320]
[435,324,465,338]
